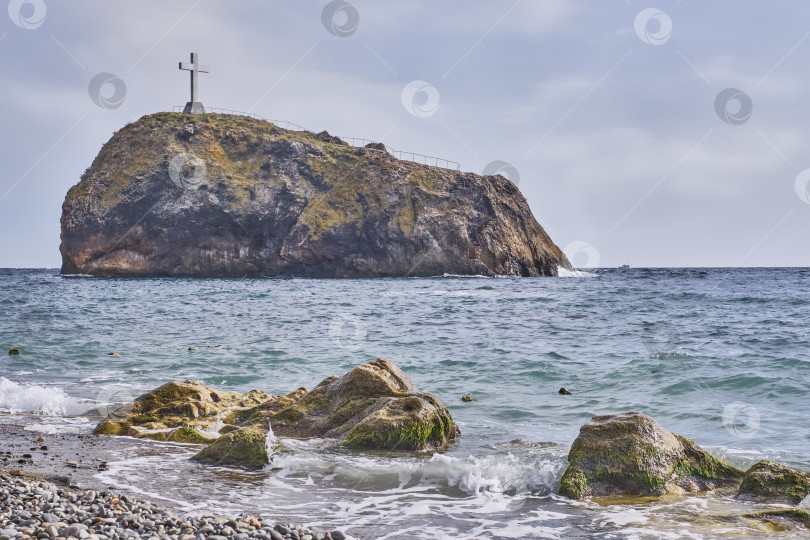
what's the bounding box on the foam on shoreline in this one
[0,378,87,416]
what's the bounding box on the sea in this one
[1,267,809,539]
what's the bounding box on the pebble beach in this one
[0,472,347,540]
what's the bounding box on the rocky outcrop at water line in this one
[559,412,744,499]
[558,412,810,508]
[94,358,458,468]
[60,112,570,278]
[737,460,810,505]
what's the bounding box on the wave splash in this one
[557,266,598,278]
[0,377,89,416]
[269,439,566,500]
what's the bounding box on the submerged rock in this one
[740,510,810,533]
[94,358,459,467]
[737,460,810,505]
[559,412,743,499]
[59,112,569,278]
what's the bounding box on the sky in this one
[2,1,810,268]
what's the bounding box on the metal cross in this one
[179,52,209,105]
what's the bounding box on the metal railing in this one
[171,106,461,171]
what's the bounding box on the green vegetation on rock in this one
[738,460,810,505]
[192,428,269,469]
[94,358,460,467]
[558,411,743,499]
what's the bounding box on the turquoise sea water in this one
[1,268,809,538]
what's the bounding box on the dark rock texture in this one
[60,112,569,277]
[559,411,743,499]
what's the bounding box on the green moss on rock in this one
[192,428,268,469]
[93,419,129,436]
[263,359,459,451]
[166,426,216,444]
[738,460,810,505]
[559,412,743,499]
[344,400,456,451]
[94,358,459,462]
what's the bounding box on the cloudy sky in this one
[2,0,810,268]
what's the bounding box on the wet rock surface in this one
[94,359,459,467]
[737,460,810,505]
[559,411,744,499]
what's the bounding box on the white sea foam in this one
[267,440,564,501]
[265,420,280,461]
[0,377,88,416]
[556,266,598,278]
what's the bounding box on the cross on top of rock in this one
[179,52,209,114]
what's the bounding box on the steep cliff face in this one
[60,112,570,277]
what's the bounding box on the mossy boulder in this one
[262,358,459,451]
[92,380,273,442]
[737,460,810,505]
[192,428,269,469]
[559,412,743,499]
[95,359,459,467]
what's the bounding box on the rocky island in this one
[59,112,569,278]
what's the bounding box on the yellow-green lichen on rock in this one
[93,358,460,468]
[91,380,273,443]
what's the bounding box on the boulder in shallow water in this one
[94,359,459,467]
[255,358,460,451]
[737,460,810,505]
[192,429,269,469]
[559,411,743,499]
[93,380,273,441]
